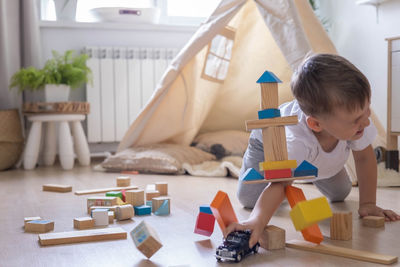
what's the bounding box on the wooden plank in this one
[75,185,138,195]
[246,115,298,131]
[262,127,288,161]
[243,175,315,184]
[39,227,127,246]
[286,239,398,265]
[43,184,72,193]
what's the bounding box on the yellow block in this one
[290,197,332,231]
[259,160,297,171]
[116,197,126,205]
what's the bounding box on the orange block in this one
[285,185,323,244]
[285,185,306,208]
[210,191,238,232]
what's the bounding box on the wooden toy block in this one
[262,127,288,161]
[126,189,145,207]
[92,208,109,226]
[259,225,285,250]
[285,185,306,208]
[210,191,238,232]
[74,217,95,230]
[258,108,281,119]
[385,150,399,172]
[108,211,114,224]
[264,168,292,179]
[131,221,163,258]
[152,197,170,215]
[199,205,213,214]
[330,212,352,240]
[362,216,385,228]
[134,205,152,216]
[121,189,126,202]
[290,197,332,231]
[260,82,279,109]
[294,160,318,177]
[286,239,398,265]
[259,160,297,171]
[246,116,298,131]
[87,196,118,213]
[75,185,138,195]
[115,204,134,220]
[116,197,126,205]
[285,185,323,244]
[116,176,131,187]
[242,168,264,181]
[146,190,160,201]
[39,227,127,246]
[301,224,324,244]
[194,212,215,237]
[105,191,123,199]
[25,220,54,233]
[42,184,72,193]
[243,175,315,184]
[155,182,168,196]
[89,205,118,215]
[24,217,41,225]
[257,70,283,84]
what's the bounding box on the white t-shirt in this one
[251,100,377,180]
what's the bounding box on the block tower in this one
[243,71,332,244]
[243,70,317,184]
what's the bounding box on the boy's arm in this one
[352,145,400,221]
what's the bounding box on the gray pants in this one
[237,137,353,208]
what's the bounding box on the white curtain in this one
[0,0,42,110]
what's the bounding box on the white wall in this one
[319,0,400,131]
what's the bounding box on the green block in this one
[106,191,123,199]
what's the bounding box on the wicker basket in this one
[0,109,24,171]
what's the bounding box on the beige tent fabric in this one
[117,0,387,184]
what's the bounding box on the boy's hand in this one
[224,218,264,248]
[358,203,400,221]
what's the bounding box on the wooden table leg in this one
[58,121,74,170]
[23,121,42,170]
[43,121,57,166]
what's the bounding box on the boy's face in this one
[317,100,371,141]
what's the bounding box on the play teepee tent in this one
[118,0,337,152]
[116,0,386,180]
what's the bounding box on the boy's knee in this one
[328,182,352,202]
[236,188,258,209]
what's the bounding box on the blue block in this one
[242,168,264,181]
[154,200,170,216]
[199,205,213,214]
[258,108,281,119]
[134,205,151,215]
[294,160,318,177]
[256,70,282,83]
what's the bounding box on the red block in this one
[210,191,238,232]
[194,212,215,237]
[264,169,292,179]
[121,189,126,202]
[285,185,323,244]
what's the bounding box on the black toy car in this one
[215,230,260,262]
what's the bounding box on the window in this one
[40,0,219,25]
[201,26,236,83]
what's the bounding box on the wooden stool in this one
[23,114,90,170]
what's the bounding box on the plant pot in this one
[44,84,70,102]
[54,0,77,21]
[0,109,24,171]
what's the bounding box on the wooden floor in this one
[0,162,399,267]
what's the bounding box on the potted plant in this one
[9,50,92,102]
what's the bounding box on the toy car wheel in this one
[235,253,242,262]
[253,243,260,253]
[216,257,222,262]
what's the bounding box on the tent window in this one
[201,26,236,83]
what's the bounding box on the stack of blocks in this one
[243,71,318,183]
[194,205,215,237]
[130,221,162,258]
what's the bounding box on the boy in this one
[226,54,400,247]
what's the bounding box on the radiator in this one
[84,46,177,143]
